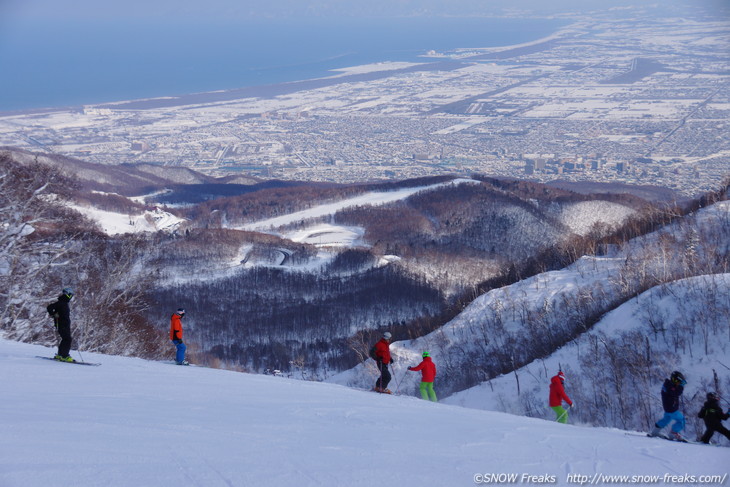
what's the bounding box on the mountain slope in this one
[2,147,260,195]
[330,199,730,435]
[1,338,727,487]
[445,273,730,440]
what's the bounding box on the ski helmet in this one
[62,287,74,299]
[176,308,186,316]
[383,332,392,340]
[422,351,430,358]
[670,371,686,385]
[707,392,719,401]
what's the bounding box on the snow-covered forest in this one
[1,148,729,443]
[333,200,730,441]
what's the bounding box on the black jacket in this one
[48,294,71,328]
[699,398,729,426]
[660,379,683,413]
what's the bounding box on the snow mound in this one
[284,223,365,248]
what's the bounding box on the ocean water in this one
[0,17,564,111]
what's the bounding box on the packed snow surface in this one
[70,204,183,235]
[1,339,727,487]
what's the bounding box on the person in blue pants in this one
[650,371,686,440]
[169,308,189,365]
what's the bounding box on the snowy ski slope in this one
[1,339,727,487]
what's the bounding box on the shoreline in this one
[451,24,578,56]
[0,23,575,116]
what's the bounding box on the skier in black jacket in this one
[699,392,730,444]
[47,287,74,362]
[649,371,686,440]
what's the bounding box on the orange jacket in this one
[170,313,183,341]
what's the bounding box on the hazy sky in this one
[4,0,728,21]
[1,0,727,38]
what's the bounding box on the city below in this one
[1,10,728,197]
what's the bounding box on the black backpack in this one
[368,344,378,361]
[47,302,58,318]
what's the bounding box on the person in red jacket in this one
[549,371,573,423]
[170,308,189,365]
[408,351,437,402]
[373,332,392,393]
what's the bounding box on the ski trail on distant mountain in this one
[237,179,480,232]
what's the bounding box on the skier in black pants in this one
[699,392,730,444]
[47,287,74,362]
[372,332,393,393]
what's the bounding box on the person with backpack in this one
[47,287,75,362]
[549,371,573,424]
[649,370,687,441]
[371,332,392,393]
[170,308,189,365]
[698,392,730,444]
[407,351,437,402]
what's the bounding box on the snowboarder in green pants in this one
[408,351,437,402]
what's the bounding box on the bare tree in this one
[0,154,87,339]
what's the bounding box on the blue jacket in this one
[661,379,683,413]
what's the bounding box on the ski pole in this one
[393,365,408,395]
[390,363,400,393]
[555,404,572,422]
[75,318,85,363]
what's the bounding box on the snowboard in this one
[36,356,101,366]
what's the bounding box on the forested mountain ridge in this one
[148,176,653,373]
[332,194,730,443]
[2,149,725,383]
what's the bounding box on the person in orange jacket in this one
[408,351,437,402]
[549,371,573,423]
[170,308,189,365]
[373,332,392,393]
